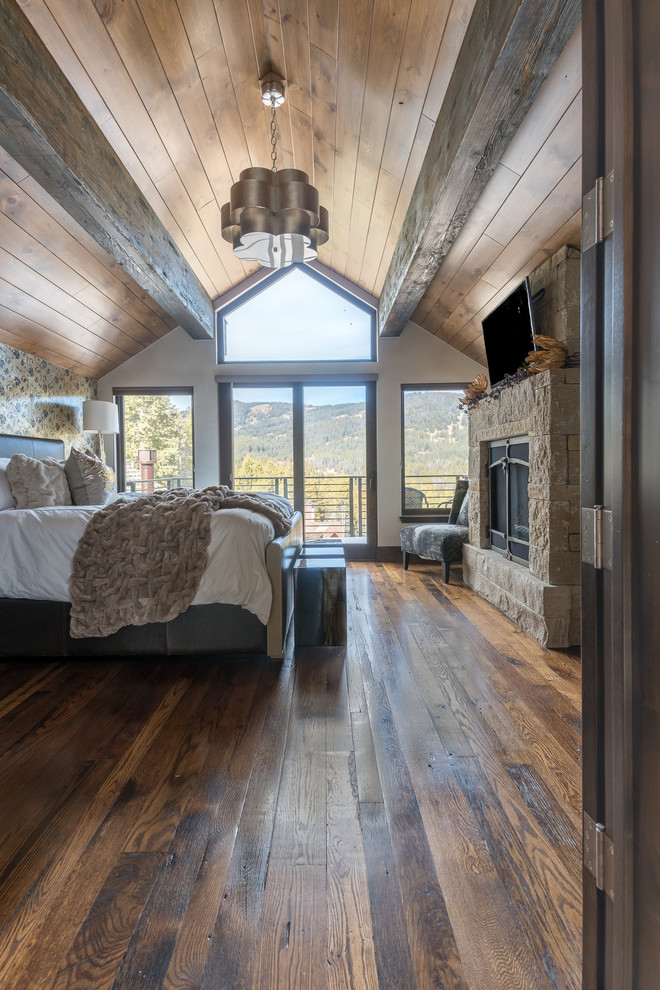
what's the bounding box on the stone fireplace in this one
[462,246,581,648]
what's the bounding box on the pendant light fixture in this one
[221,74,329,268]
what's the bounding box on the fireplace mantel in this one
[464,366,580,647]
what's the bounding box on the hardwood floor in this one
[0,562,582,989]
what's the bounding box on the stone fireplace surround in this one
[462,246,581,648]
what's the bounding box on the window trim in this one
[400,382,470,520]
[112,386,194,494]
[216,263,377,364]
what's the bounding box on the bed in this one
[0,433,302,658]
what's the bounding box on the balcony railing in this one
[236,474,366,540]
[238,472,467,537]
[124,476,193,493]
[122,472,466,535]
[403,474,467,510]
[237,475,294,501]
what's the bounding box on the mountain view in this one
[233,391,468,480]
[233,399,368,478]
[403,389,468,478]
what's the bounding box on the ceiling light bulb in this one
[261,80,285,107]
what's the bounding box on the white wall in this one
[100,321,484,547]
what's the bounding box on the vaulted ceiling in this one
[0,0,581,380]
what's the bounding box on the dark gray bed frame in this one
[0,434,302,658]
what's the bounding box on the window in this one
[113,388,193,494]
[401,385,468,515]
[217,264,376,363]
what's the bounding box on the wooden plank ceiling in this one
[0,0,582,379]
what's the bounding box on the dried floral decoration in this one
[459,373,489,406]
[458,337,578,411]
[524,334,568,373]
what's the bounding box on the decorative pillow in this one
[0,457,17,510]
[64,447,117,505]
[5,453,72,509]
[456,491,469,527]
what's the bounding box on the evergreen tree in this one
[123,395,193,485]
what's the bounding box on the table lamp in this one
[82,400,119,463]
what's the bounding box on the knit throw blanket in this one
[69,486,292,639]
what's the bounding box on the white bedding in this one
[0,504,276,624]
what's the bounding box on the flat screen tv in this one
[481,278,537,386]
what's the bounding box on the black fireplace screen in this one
[489,438,530,563]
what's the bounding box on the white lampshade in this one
[82,400,119,434]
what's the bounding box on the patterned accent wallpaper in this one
[0,344,98,454]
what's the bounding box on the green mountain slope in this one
[233,393,467,478]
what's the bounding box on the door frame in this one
[581,0,660,985]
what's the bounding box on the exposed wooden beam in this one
[0,0,214,341]
[378,0,581,337]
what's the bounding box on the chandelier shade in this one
[221,167,329,268]
[220,77,329,269]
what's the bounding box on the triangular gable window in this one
[216,264,376,363]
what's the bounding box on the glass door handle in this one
[369,471,377,493]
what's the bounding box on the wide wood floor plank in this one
[354,568,564,989]
[437,574,582,695]
[199,657,297,990]
[162,778,247,990]
[0,675,193,989]
[0,563,582,989]
[422,757,555,990]
[255,863,328,990]
[451,753,581,989]
[351,607,469,988]
[326,751,379,989]
[384,564,581,821]
[359,800,420,990]
[0,758,114,929]
[50,852,162,990]
[111,768,231,990]
[410,569,583,819]
[0,662,119,776]
[0,661,61,723]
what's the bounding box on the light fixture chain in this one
[221,73,328,267]
[270,98,278,172]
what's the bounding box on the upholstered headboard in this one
[0,434,65,460]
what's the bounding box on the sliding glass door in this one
[302,384,369,548]
[231,385,294,501]
[219,380,376,560]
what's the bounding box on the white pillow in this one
[64,447,117,505]
[0,457,17,510]
[5,453,72,509]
